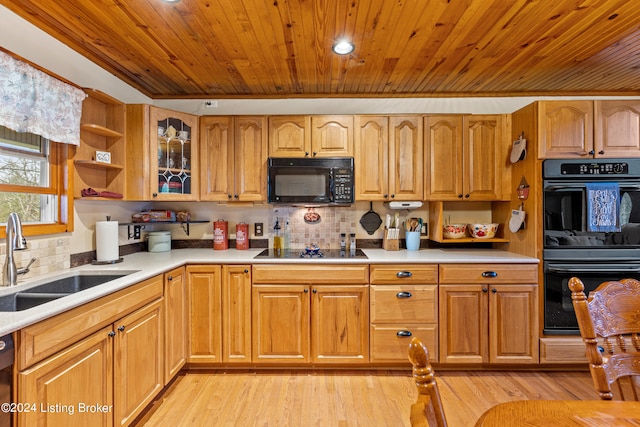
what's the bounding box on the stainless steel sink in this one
[0,272,137,312]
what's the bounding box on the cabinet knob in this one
[234,194,239,199]
[312,151,317,156]
[118,325,125,332]
[108,331,116,338]
[305,151,309,156]
[244,269,249,273]
[482,271,498,278]
[458,194,463,198]
[312,289,317,293]
[152,193,158,198]
[383,194,388,198]
[491,288,497,293]
[589,150,595,155]
[396,330,413,337]
[227,194,232,199]
[598,150,605,155]
[304,288,309,293]
[396,291,412,298]
[396,271,413,278]
[464,194,470,198]
[168,275,173,281]
[482,287,488,293]
[391,194,395,198]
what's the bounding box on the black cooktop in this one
[254,248,368,259]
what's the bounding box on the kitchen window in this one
[0,125,72,237]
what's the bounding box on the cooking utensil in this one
[360,202,382,235]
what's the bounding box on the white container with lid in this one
[147,231,171,252]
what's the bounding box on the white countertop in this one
[0,248,537,336]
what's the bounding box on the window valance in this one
[0,50,86,146]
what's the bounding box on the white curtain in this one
[0,50,86,145]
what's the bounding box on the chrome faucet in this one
[3,212,34,287]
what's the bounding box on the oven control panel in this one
[561,162,628,175]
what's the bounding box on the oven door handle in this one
[547,265,640,273]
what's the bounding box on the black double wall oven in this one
[543,158,640,335]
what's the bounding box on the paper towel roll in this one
[96,221,119,261]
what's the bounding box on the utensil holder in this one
[382,228,399,251]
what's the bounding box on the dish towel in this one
[586,182,620,232]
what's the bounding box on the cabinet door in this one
[355,115,389,200]
[463,115,505,200]
[269,116,311,157]
[489,284,538,364]
[150,107,199,200]
[200,116,234,201]
[389,116,424,200]
[164,266,186,382]
[311,115,354,157]
[223,265,252,363]
[311,285,369,364]
[186,265,222,364]
[538,100,594,158]
[114,299,164,427]
[17,326,113,427]
[424,115,464,200]
[234,116,267,201]
[439,285,488,364]
[594,100,640,158]
[252,284,310,363]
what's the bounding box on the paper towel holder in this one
[92,216,124,265]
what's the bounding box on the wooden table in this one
[475,400,640,426]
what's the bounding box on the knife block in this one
[382,228,399,251]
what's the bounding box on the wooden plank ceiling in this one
[3,0,640,98]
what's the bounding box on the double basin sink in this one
[0,271,138,312]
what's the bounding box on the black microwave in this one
[267,157,354,206]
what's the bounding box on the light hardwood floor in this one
[133,369,596,427]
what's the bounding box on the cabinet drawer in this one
[17,275,163,370]
[370,325,438,363]
[252,264,369,284]
[439,264,537,284]
[540,338,588,364]
[370,285,437,323]
[370,264,437,284]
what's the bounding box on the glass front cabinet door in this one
[151,107,199,200]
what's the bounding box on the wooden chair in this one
[568,277,640,400]
[408,337,448,427]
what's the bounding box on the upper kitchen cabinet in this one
[355,115,423,201]
[425,115,509,201]
[269,115,353,157]
[537,100,594,159]
[200,116,267,202]
[594,100,640,157]
[73,89,126,198]
[126,105,199,201]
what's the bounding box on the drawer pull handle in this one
[396,271,413,278]
[482,271,498,278]
[396,291,412,298]
[396,330,413,337]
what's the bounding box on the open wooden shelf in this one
[428,200,509,244]
[80,123,124,138]
[74,160,124,170]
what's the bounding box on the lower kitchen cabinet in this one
[186,265,222,364]
[438,264,538,365]
[17,326,113,427]
[16,275,164,427]
[252,264,370,365]
[114,299,164,427]
[163,266,187,383]
[369,264,439,363]
[223,265,252,363]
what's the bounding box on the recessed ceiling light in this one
[332,40,355,55]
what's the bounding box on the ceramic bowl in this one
[468,223,499,239]
[443,224,467,239]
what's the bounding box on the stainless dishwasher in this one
[0,334,13,427]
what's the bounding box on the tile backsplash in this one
[0,235,71,281]
[269,207,357,250]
